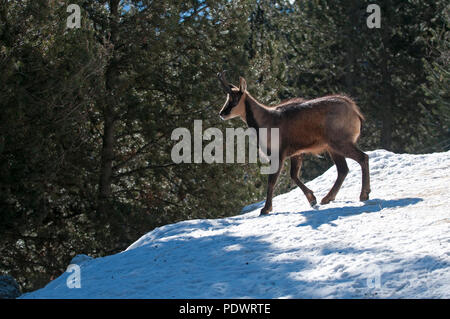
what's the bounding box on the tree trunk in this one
[381,106,393,150]
[98,112,115,201]
[97,0,120,213]
[380,25,394,151]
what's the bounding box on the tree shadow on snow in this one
[291,197,423,229]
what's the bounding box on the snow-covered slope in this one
[22,150,450,298]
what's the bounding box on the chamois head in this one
[218,71,247,121]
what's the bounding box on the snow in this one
[21,150,450,298]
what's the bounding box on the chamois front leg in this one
[260,159,284,216]
[290,155,317,207]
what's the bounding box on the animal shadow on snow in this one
[291,198,423,229]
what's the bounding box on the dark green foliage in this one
[0,0,257,292]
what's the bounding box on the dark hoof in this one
[320,197,333,205]
[360,192,370,201]
[306,193,317,207]
[260,206,272,216]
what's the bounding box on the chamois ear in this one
[239,76,247,93]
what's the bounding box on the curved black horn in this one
[218,70,232,93]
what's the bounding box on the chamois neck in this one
[243,93,273,129]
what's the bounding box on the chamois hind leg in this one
[321,151,349,205]
[260,158,284,216]
[329,142,370,202]
[290,155,317,207]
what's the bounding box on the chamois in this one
[217,71,370,215]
